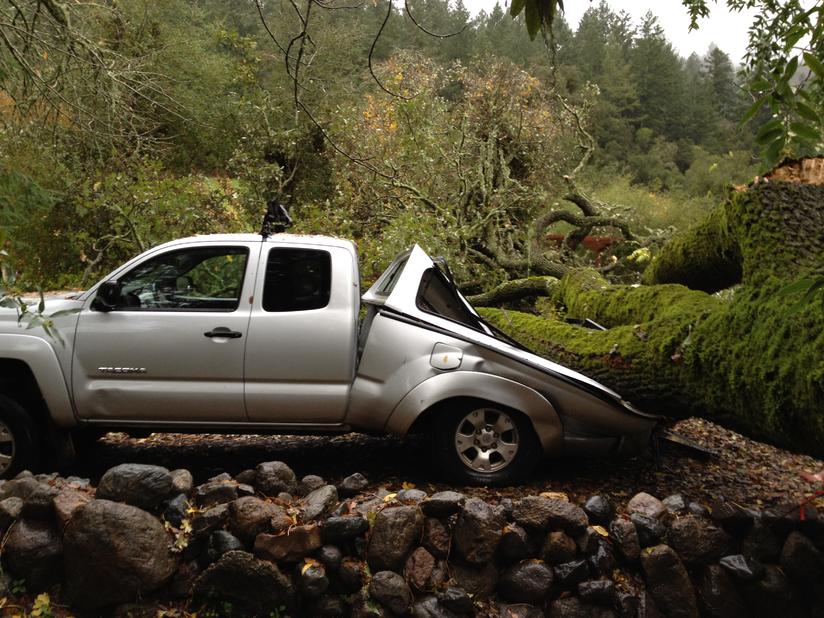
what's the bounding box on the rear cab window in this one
[263,248,332,312]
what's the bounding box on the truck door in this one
[244,243,359,423]
[72,242,259,422]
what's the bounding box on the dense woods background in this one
[0,0,771,290]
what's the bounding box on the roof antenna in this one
[260,198,293,239]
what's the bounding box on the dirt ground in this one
[67,417,824,511]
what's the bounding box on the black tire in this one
[431,399,542,485]
[0,393,40,478]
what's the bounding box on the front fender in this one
[385,371,563,456]
[0,334,76,426]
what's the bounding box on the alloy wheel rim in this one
[454,407,519,473]
[0,420,15,476]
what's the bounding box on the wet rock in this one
[302,485,338,522]
[640,544,699,618]
[207,530,244,562]
[255,524,322,562]
[588,542,617,576]
[53,488,91,529]
[422,517,451,559]
[316,544,343,572]
[229,496,284,542]
[618,591,661,618]
[169,560,200,600]
[421,491,466,517]
[609,517,640,562]
[368,505,424,571]
[411,595,457,618]
[235,469,257,486]
[307,595,347,617]
[554,559,590,589]
[191,503,229,538]
[498,603,543,618]
[170,469,193,496]
[697,564,747,618]
[194,480,237,508]
[397,488,428,504]
[236,483,255,497]
[739,564,800,617]
[497,560,553,604]
[631,513,665,548]
[164,494,190,528]
[405,546,436,591]
[370,570,413,615]
[64,499,178,610]
[450,561,498,598]
[454,497,505,565]
[688,502,709,518]
[741,521,784,563]
[578,579,616,606]
[667,515,733,566]
[5,519,63,590]
[543,530,577,564]
[297,474,325,496]
[338,472,369,497]
[576,527,601,555]
[21,483,58,519]
[338,558,367,592]
[719,554,764,581]
[710,501,756,535]
[513,496,588,535]
[0,496,23,530]
[498,523,531,563]
[96,464,173,511]
[438,586,474,614]
[322,515,369,544]
[0,476,40,500]
[193,550,296,616]
[763,502,818,535]
[627,492,666,520]
[297,560,329,596]
[549,597,616,618]
[209,472,233,483]
[780,530,824,585]
[662,494,688,515]
[584,495,614,526]
[256,461,298,496]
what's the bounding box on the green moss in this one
[483,181,824,457]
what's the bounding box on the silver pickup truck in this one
[0,233,658,483]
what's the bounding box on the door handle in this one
[204,327,243,339]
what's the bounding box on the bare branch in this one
[403,0,466,39]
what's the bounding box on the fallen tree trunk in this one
[480,158,824,457]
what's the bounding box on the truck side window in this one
[115,247,248,311]
[263,248,331,312]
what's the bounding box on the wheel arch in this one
[0,334,76,427]
[385,371,563,456]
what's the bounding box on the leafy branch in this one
[0,247,77,344]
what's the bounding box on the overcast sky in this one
[462,0,759,62]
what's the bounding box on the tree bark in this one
[480,158,824,457]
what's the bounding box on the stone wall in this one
[0,461,822,617]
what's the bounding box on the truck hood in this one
[0,293,83,333]
[364,246,654,417]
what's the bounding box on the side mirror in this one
[91,281,121,312]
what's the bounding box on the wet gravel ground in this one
[68,417,824,510]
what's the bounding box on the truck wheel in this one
[432,401,541,485]
[0,394,40,478]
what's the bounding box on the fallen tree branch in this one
[466,276,558,307]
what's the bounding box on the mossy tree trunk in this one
[481,159,824,457]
